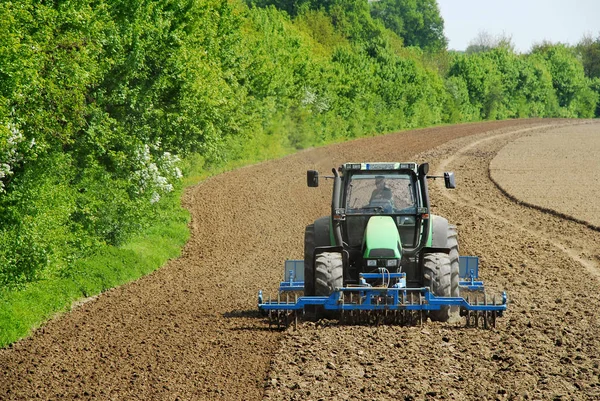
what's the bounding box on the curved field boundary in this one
[489,172,600,233]
[435,121,600,280]
[489,123,600,232]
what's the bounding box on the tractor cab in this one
[308,162,454,288]
[343,167,420,242]
[339,164,423,285]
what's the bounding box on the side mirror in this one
[444,172,456,189]
[307,170,319,187]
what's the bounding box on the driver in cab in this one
[370,176,393,204]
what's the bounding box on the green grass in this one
[0,184,191,347]
[0,142,298,348]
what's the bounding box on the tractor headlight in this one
[386,259,398,267]
[367,259,377,267]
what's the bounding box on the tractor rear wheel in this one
[315,252,343,296]
[423,252,453,322]
[303,224,315,296]
[447,224,460,320]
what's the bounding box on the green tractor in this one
[258,162,507,328]
[303,162,459,322]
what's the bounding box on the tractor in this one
[258,162,507,328]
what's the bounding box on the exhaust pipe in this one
[331,168,343,247]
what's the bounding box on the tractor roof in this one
[341,162,418,173]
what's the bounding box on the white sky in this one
[437,0,600,53]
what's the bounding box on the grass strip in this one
[0,141,299,348]
[0,181,191,348]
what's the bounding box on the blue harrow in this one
[258,256,507,329]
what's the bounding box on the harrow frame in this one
[258,256,507,328]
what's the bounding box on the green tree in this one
[576,34,600,79]
[517,53,559,117]
[532,43,592,115]
[590,78,600,117]
[245,0,314,16]
[370,0,447,52]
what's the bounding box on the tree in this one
[245,0,311,16]
[576,33,600,79]
[466,31,515,54]
[370,0,447,52]
[532,43,587,108]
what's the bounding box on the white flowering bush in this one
[131,143,183,204]
[0,123,35,193]
[301,86,330,113]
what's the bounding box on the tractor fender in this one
[314,216,332,247]
[430,215,449,248]
[304,216,333,298]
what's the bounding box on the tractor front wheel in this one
[315,252,343,296]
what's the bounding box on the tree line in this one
[0,0,598,288]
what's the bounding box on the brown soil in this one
[490,123,600,228]
[1,119,598,400]
[265,120,600,400]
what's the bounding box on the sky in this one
[437,0,600,53]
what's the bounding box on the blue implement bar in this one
[259,286,507,313]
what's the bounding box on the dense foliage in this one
[370,0,447,52]
[576,34,600,117]
[0,0,598,289]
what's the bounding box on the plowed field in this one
[490,123,600,228]
[2,119,599,400]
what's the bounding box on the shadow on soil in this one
[222,309,263,319]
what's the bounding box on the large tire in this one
[304,218,331,297]
[423,252,453,322]
[303,224,315,296]
[447,225,460,298]
[447,224,460,321]
[315,252,343,296]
